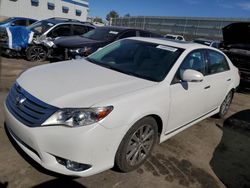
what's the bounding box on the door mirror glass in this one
[181,69,204,82]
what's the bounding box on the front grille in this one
[6,83,58,127]
[0,27,8,42]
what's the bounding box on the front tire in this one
[115,117,158,172]
[26,46,47,62]
[218,91,233,118]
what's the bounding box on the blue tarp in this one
[6,26,33,50]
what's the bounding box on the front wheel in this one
[115,117,158,172]
[26,46,47,62]
[218,91,233,118]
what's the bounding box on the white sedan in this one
[4,37,240,176]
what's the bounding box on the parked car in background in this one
[164,34,185,41]
[26,17,95,62]
[193,38,221,49]
[51,26,163,61]
[4,37,239,177]
[0,17,37,57]
[221,22,250,87]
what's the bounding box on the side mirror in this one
[181,69,204,82]
[11,23,16,26]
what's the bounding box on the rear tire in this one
[26,46,47,62]
[115,117,158,172]
[217,90,233,118]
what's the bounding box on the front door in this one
[166,50,211,133]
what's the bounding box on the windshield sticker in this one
[156,45,178,52]
[109,31,119,35]
[48,23,54,26]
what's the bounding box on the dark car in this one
[221,22,250,87]
[0,17,37,56]
[26,17,95,62]
[51,26,163,61]
[193,38,221,49]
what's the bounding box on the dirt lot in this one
[0,57,249,188]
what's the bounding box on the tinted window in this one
[119,30,136,39]
[211,42,220,48]
[13,19,27,26]
[165,35,176,40]
[207,50,230,74]
[28,20,36,25]
[177,36,183,40]
[87,39,184,82]
[173,50,205,83]
[140,31,151,37]
[28,21,55,35]
[49,25,71,37]
[83,28,119,41]
[72,25,88,35]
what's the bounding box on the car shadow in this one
[32,178,86,188]
[210,109,250,188]
[0,182,8,188]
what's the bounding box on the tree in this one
[93,17,103,23]
[124,13,130,17]
[106,10,119,21]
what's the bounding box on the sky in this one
[89,0,250,20]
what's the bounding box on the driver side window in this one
[172,50,206,84]
[48,25,71,38]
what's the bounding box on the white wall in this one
[0,0,89,21]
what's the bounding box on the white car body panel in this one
[4,37,240,177]
[17,60,156,108]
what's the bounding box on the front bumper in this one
[4,103,121,177]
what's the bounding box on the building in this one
[0,0,89,21]
[111,16,250,40]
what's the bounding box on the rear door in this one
[204,49,232,109]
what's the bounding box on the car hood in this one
[223,22,250,47]
[54,36,102,48]
[17,59,156,108]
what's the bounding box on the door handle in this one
[204,85,211,89]
[227,78,231,81]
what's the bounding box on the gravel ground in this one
[0,57,249,188]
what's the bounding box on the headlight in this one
[42,106,113,127]
[69,47,92,55]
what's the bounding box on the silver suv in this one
[26,17,95,62]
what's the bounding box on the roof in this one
[6,17,37,21]
[45,17,92,25]
[128,37,215,50]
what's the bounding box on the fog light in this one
[56,156,91,172]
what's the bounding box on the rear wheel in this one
[218,91,233,118]
[26,46,47,62]
[115,117,158,172]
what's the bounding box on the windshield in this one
[82,28,120,41]
[87,39,184,82]
[27,21,55,35]
[0,17,14,24]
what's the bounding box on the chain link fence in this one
[111,16,250,40]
